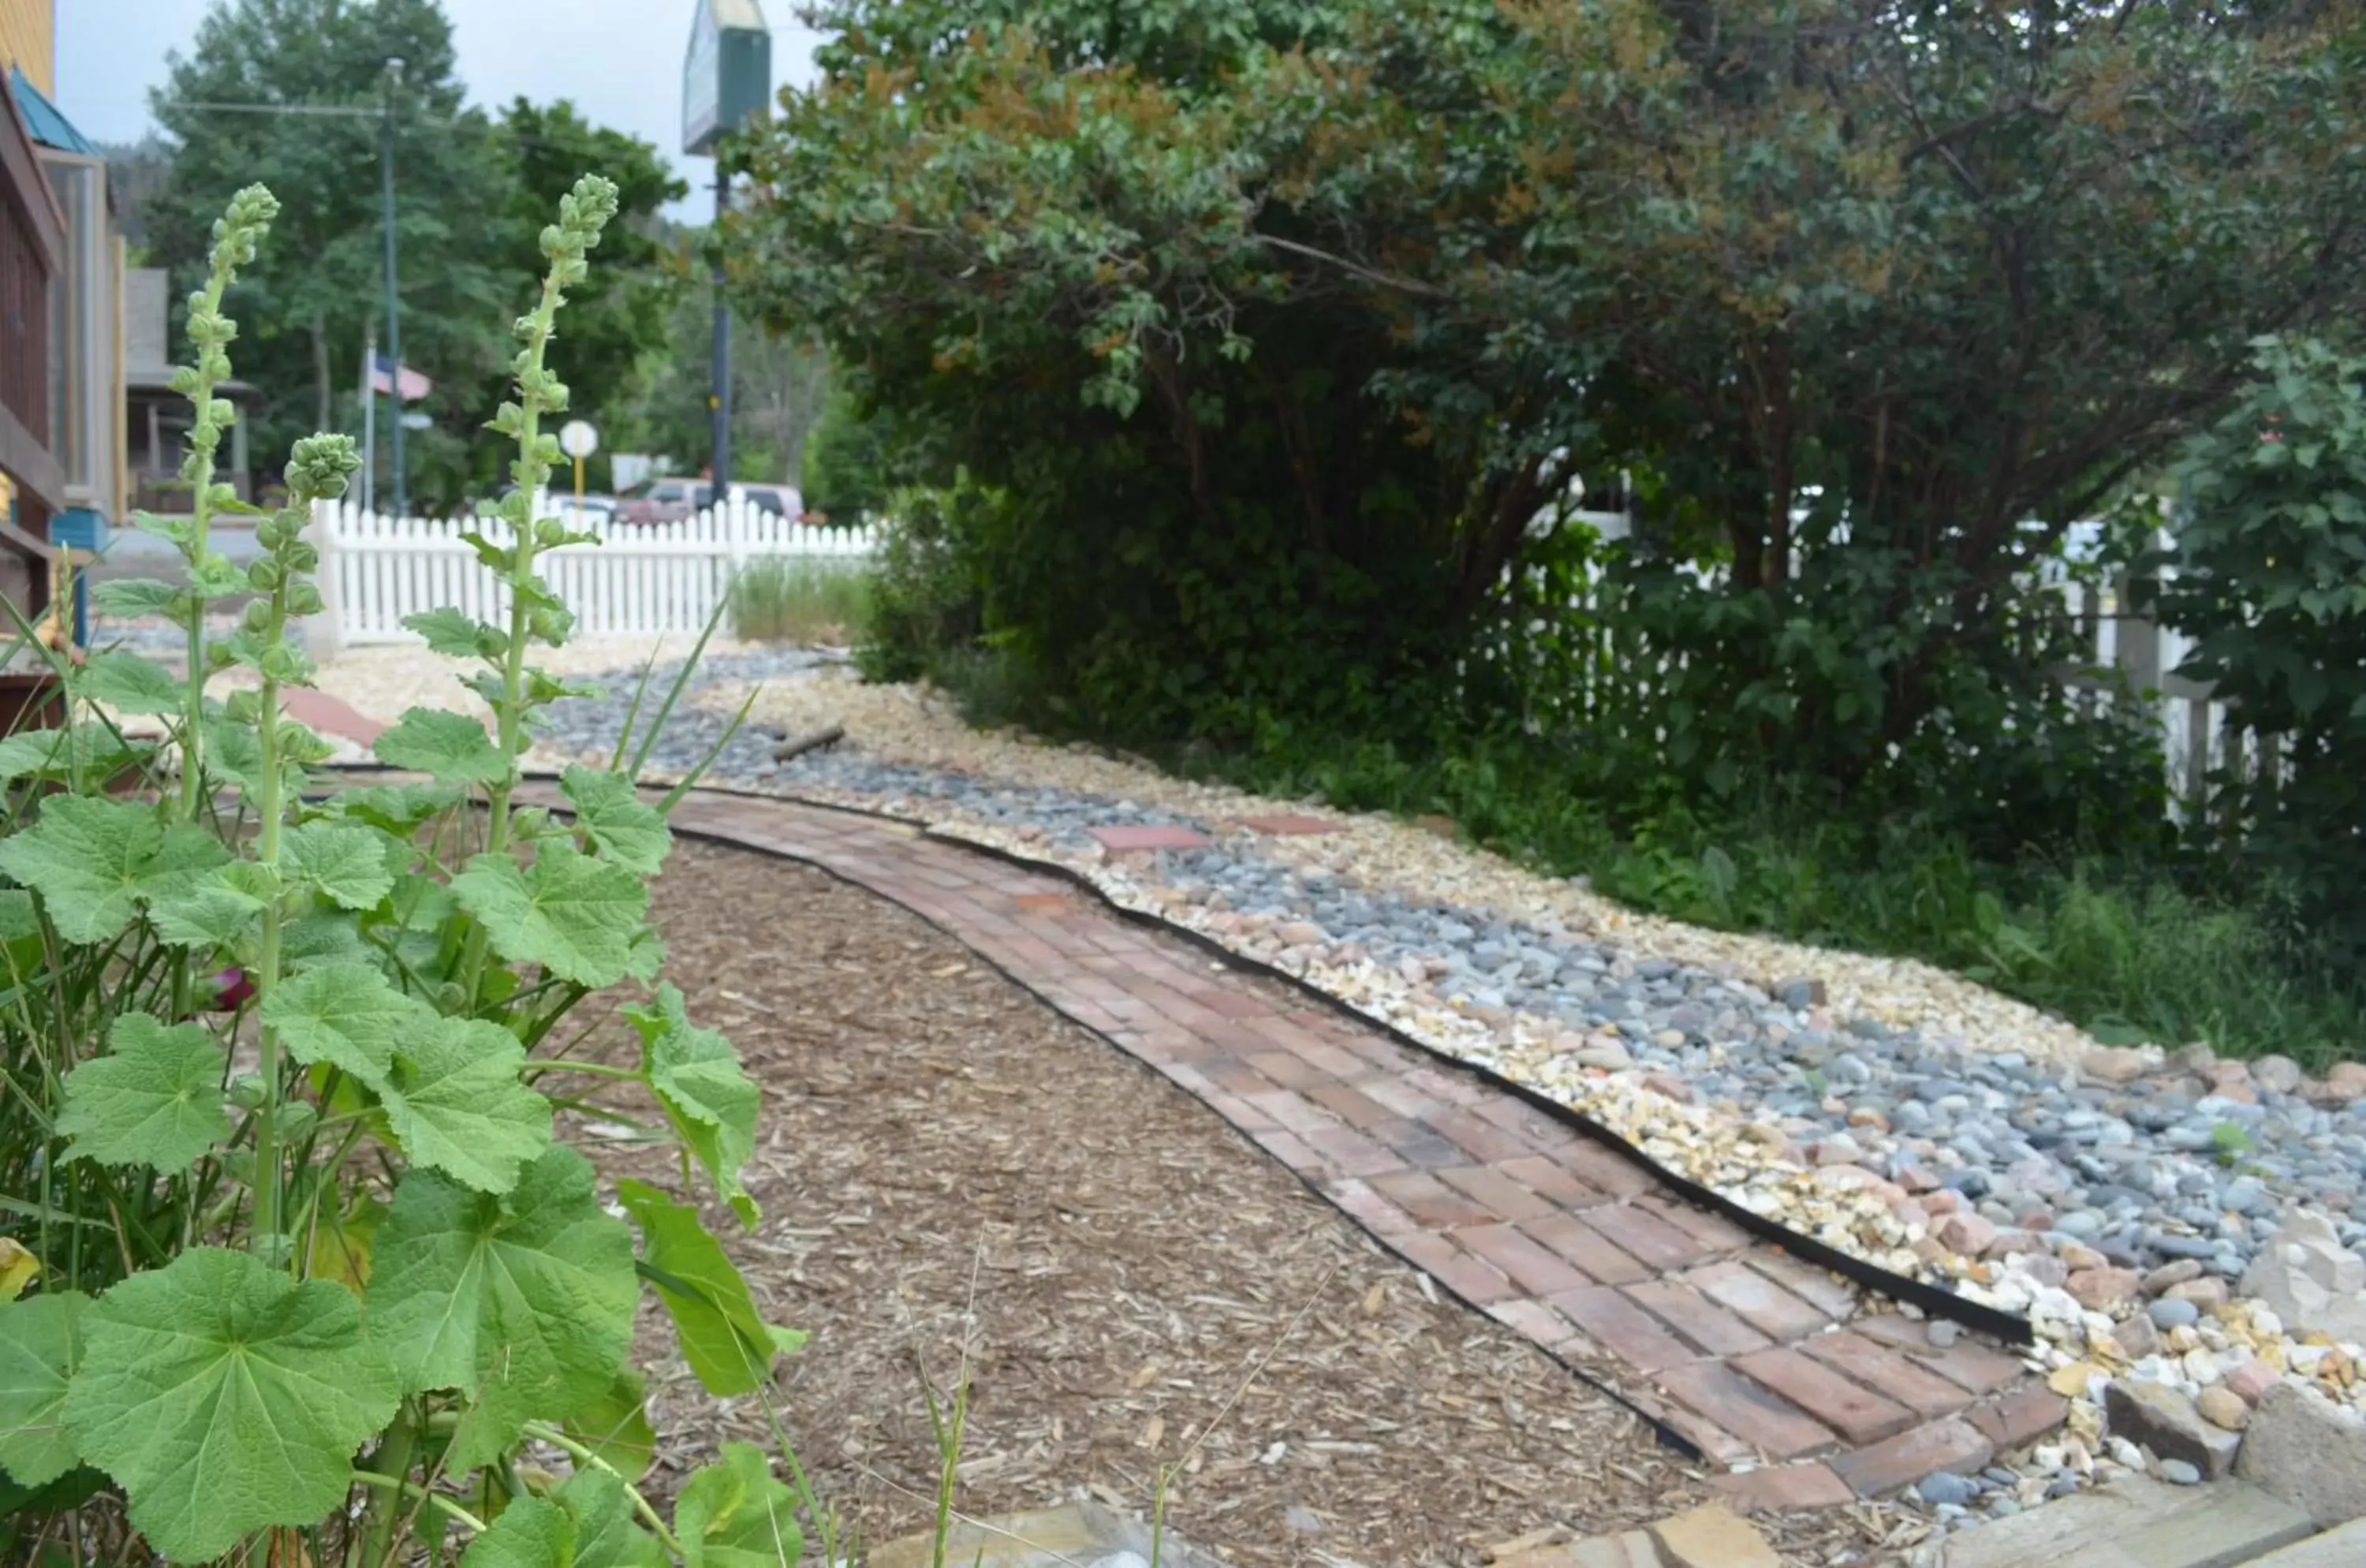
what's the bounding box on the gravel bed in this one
[522,660,2366,1289]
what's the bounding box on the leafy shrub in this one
[2159,336,2366,953]
[854,477,991,685]
[1485,524,2176,862]
[0,180,820,1565]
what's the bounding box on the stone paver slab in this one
[2245,1518,2366,1567]
[1919,1475,2312,1568]
[1648,1503,1779,1568]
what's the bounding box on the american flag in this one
[369,354,432,401]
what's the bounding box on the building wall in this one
[0,0,52,94]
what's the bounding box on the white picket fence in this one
[312,497,879,647]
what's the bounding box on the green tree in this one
[147,0,510,505]
[145,2,683,513]
[726,0,2366,846]
[2157,338,2366,948]
[800,379,893,522]
[728,0,1565,737]
[445,99,687,498]
[620,264,827,487]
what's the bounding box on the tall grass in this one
[726,559,874,645]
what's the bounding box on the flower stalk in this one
[171,185,279,825]
[483,177,620,857]
[243,436,360,1253]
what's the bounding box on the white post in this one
[2114,567,2163,696]
[722,495,747,625]
[301,498,347,663]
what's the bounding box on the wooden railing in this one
[0,82,63,544]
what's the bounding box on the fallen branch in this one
[772,723,846,763]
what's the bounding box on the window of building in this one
[43,159,93,491]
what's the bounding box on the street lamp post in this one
[683,2,771,494]
[382,56,407,518]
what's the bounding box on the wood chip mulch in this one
[577,840,1898,1566]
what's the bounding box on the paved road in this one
[84,524,263,585]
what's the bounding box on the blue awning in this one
[7,67,99,157]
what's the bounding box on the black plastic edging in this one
[333,763,2032,1348]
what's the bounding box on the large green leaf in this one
[147,866,267,949]
[674,1442,802,1568]
[0,725,149,785]
[461,1494,576,1568]
[0,1291,87,1488]
[452,845,648,988]
[404,607,501,660]
[337,780,467,834]
[560,766,672,875]
[54,1014,229,1174]
[73,651,181,715]
[630,986,760,1226]
[282,819,398,910]
[379,1017,551,1194]
[373,707,506,783]
[0,797,226,943]
[562,1367,657,1484]
[64,1246,400,1561]
[365,1148,636,1471]
[281,908,377,971]
[558,1467,665,1568]
[615,1182,795,1397]
[203,714,307,801]
[261,962,430,1080]
[88,579,184,620]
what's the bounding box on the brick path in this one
[522,784,2067,1510]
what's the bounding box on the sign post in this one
[560,420,599,517]
[683,1,771,496]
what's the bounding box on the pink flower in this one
[207,967,255,1011]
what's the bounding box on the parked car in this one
[614,476,713,525]
[558,492,618,525]
[737,483,803,519]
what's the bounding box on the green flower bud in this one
[287,433,362,499]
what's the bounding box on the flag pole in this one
[360,327,377,514]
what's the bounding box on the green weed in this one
[726,559,873,645]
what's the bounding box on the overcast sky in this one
[55,0,821,222]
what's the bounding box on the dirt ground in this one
[578,839,1898,1567]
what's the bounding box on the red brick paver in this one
[285,686,387,745]
[1086,824,1211,852]
[1234,813,1342,835]
[522,785,2063,1503]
